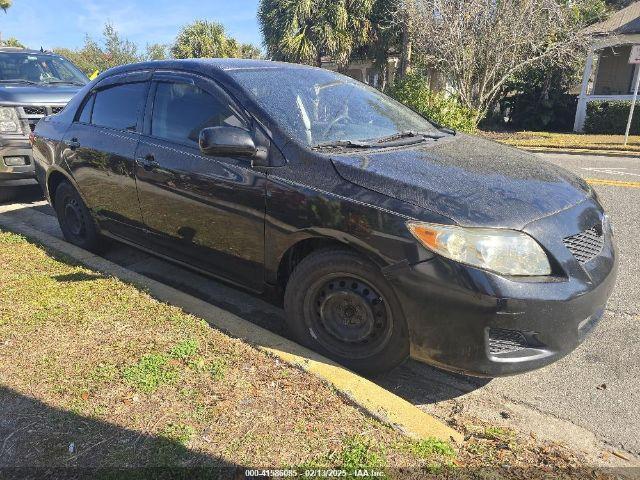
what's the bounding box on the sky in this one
[0,0,263,51]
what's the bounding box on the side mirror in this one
[199,126,257,158]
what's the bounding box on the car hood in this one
[0,84,82,105]
[330,134,592,229]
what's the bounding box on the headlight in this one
[0,107,21,134]
[407,221,551,276]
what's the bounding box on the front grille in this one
[20,105,65,118]
[18,105,66,133]
[488,328,529,355]
[23,106,47,115]
[563,225,604,265]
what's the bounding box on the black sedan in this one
[31,59,617,376]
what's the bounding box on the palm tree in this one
[258,0,374,68]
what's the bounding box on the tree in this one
[490,0,609,131]
[258,0,374,68]
[2,37,24,48]
[172,20,261,59]
[403,0,599,123]
[144,43,170,61]
[54,24,169,75]
[0,0,10,12]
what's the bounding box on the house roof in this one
[587,1,640,35]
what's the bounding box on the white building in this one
[574,1,640,131]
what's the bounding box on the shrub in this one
[584,101,640,134]
[387,73,478,133]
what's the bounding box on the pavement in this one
[1,151,638,465]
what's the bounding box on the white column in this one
[574,48,595,132]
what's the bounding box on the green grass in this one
[169,339,199,361]
[406,437,456,458]
[297,435,387,479]
[122,353,179,393]
[161,423,196,446]
[206,358,227,380]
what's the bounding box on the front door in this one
[134,72,267,291]
[63,72,150,244]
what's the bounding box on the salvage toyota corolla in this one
[31,59,617,376]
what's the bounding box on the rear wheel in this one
[284,248,409,375]
[54,181,105,252]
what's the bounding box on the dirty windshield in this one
[230,67,439,147]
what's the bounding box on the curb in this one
[0,213,463,444]
[521,147,640,158]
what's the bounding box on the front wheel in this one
[284,249,409,375]
[54,181,105,252]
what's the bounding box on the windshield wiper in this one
[313,139,375,150]
[0,79,39,85]
[42,80,86,86]
[372,130,447,145]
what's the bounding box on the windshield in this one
[229,67,439,147]
[0,52,88,85]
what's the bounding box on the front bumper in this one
[391,199,617,377]
[0,138,36,186]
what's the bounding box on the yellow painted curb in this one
[0,212,463,445]
[261,345,463,443]
[586,178,640,189]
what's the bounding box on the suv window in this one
[91,82,147,131]
[151,82,245,145]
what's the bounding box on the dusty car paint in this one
[32,59,617,376]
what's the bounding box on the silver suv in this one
[0,47,87,202]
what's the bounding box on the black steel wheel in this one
[307,275,393,359]
[284,248,409,375]
[54,181,105,252]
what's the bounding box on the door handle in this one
[65,138,80,149]
[136,154,158,171]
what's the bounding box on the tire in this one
[54,181,105,252]
[284,248,410,375]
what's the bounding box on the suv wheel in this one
[54,181,105,252]
[284,248,409,375]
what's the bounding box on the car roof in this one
[0,47,56,55]
[102,58,319,78]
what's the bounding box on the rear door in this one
[63,71,150,244]
[134,71,267,291]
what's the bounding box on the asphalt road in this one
[1,151,638,462]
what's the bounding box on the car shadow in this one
[0,184,45,206]
[374,359,491,405]
[52,272,107,282]
[0,386,243,477]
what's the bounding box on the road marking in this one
[582,167,640,178]
[586,178,640,188]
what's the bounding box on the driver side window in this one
[151,81,246,146]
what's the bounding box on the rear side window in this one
[77,93,95,124]
[91,82,147,131]
[151,82,245,145]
